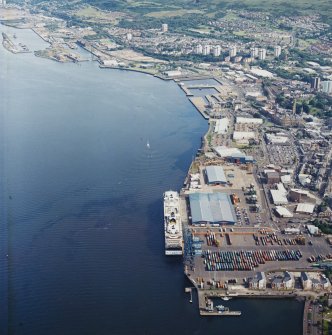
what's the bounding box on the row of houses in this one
[248,271,331,291]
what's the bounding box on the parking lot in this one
[266,144,297,167]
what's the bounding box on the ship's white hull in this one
[165,250,183,256]
[164,191,183,256]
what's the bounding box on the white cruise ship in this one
[164,191,183,256]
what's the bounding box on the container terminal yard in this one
[163,77,332,327]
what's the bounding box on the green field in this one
[84,0,331,23]
[145,9,203,17]
[233,31,247,37]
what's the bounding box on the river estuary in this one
[0,24,303,335]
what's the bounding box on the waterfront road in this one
[303,300,323,335]
[303,300,309,335]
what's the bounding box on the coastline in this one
[1,22,309,334]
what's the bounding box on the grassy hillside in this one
[84,0,331,24]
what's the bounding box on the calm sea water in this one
[189,88,219,97]
[181,79,220,86]
[0,25,303,335]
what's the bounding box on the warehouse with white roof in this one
[270,183,288,205]
[213,146,243,157]
[266,133,289,145]
[205,166,227,185]
[236,117,263,125]
[296,203,315,214]
[213,146,255,164]
[275,206,293,218]
[189,192,236,225]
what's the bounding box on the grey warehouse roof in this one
[205,166,227,184]
[189,192,236,224]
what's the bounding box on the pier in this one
[197,289,242,317]
[2,32,30,54]
[188,97,209,119]
[179,85,193,96]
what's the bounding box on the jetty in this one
[188,96,209,119]
[197,290,241,317]
[2,32,30,54]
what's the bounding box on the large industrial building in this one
[266,133,289,145]
[213,146,254,164]
[270,183,288,205]
[189,192,236,225]
[265,170,281,184]
[275,206,293,218]
[289,189,316,204]
[296,203,315,214]
[205,166,227,185]
[236,117,263,125]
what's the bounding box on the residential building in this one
[202,45,211,56]
[271,272,294,290]
[250,47,259,58]
[301,272,312,290]
[229,46,237,58]
[311,77,320,91]
[321,81,332,94]
[195,44,203,55]
[249,272,266,290]
[274,45,281,58]
[258,48,266,60]
[212,45,221,57]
